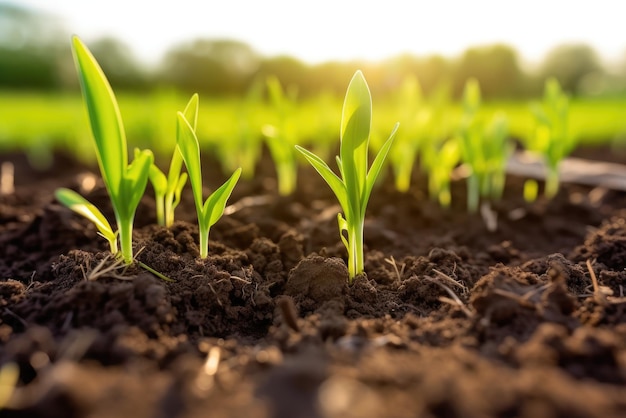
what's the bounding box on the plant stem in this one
[164,198,174,227]
[156,196,165,226]
[545,165,560,199]
[117,216,134,264]
[199,227,209,259]
[348,218,365,281]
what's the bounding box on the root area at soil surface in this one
[1,151,626,418]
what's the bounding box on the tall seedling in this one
[176,108,242,259]
[57,36,153,264]
[296,71,398,281]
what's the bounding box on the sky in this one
[10,0,626,67]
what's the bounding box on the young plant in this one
[145,95,197,227]
[457,79,513,212]
[421,138,460,208]
[528,77,576,198]
[295,71,398,281]
[386,75,427,192]
[57,36,153,264]
[176,110,242,259]
[263,75,299,196]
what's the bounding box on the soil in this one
[1,148,626,418]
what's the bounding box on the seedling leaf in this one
[55,187,118,254]
[295,145,348,210]
[204,168,242,227]
[71,36,126,194]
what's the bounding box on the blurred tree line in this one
[2,3,626,100]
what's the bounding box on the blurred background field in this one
[1,1,626,174]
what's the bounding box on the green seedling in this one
[57,36,153,264]
[55,188,173,281]
[264,75,299,196]
[176,110,242,258]
[422,138,460,208]
[528,77,576,199]
[296,71,399,281]
[386,75,428,192]
[457,79,513,212]
[145,95,197,226]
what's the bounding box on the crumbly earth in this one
[1,149,625,418]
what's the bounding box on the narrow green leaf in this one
[71,36,126,195]
[166,148,184,191]
[173,172,188,207]
[340,70,372,196]
[54,188,117,244]
[176,112,203,210]
[337,213,349,251]
[203,167,243,227]
[148,163,168,196]
[183,93,199,131]
[363,123,399,208]
[123,149,154,215]
[295,145,348,211]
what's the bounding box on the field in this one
[1,75,626,418]
[2,89,626,167]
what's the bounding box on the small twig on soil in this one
[492,289,536,309]
[423,276,473,318]
[586,259,600,297]
[223,195,273,216]
[384,256,405,281]
[518,282,551,303]
[192,275,224,307]
[432,268,467,293]
[584,259,620,303]
[82,254,133,281]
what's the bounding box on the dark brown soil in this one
[1,149,626,418]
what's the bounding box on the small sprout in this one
[457,80,513,212]
[264,75,299,195]
[387,75,426,192]
[296,71,399,281]
[176,107,242,259]
[59,35,153,264]
[145,95,197,227]
[528,77,576,199]
[422,138,460,208]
